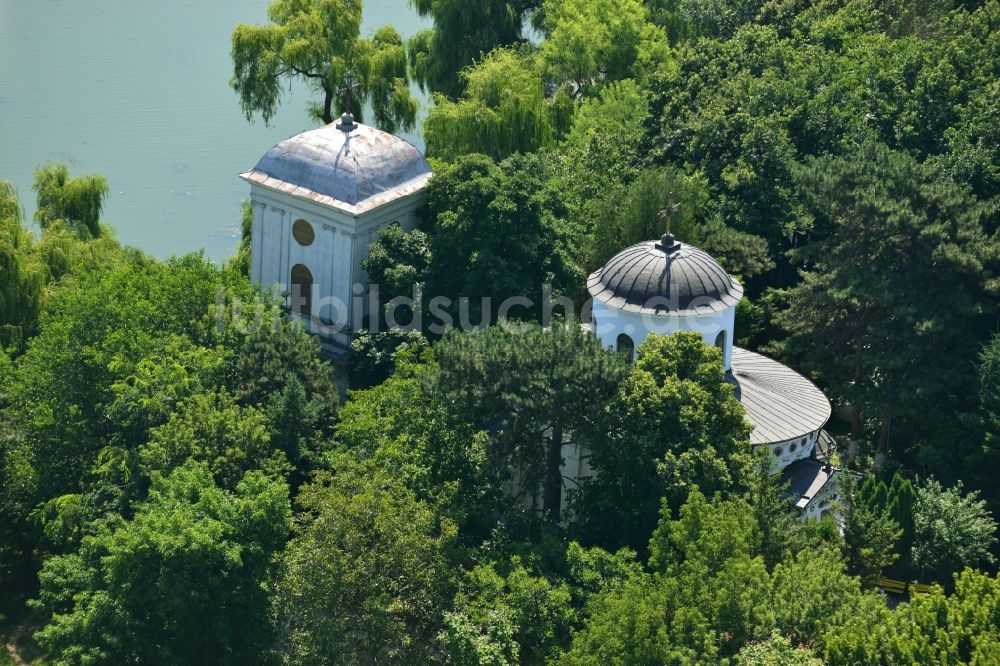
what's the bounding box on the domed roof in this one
[240,121,431,213]
[587,234,743,315]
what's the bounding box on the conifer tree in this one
[776,142,1000,469]
[886,473,917,576]
[434,321,628,520]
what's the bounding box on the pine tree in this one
[886,473,917,577]
[776,142,1000,470]
[434,321,629,520]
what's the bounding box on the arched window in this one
[616,333,635,359]
[292,219,315,246]
[290,264,313,318]
[714,329,727,350]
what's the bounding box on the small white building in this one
[576,233,840,520]
[240,113,431,348]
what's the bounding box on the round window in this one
[772,446,782,457]
[789,442,797,453]
[292,219,315,246]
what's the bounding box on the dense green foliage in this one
[912,478,997,582]
[571,332,753,550]
[775,143,998,470]
[0,182,43,349]
[360,152,581,331]
[408,0,540,98]
[404,0,1000,507]
[0,173,341,664]
[231,0,417,129]
[274,460,457,663]
[6,0,1000,663]
[423,48,573,161]
[562,488,871,664]
[824,568,1000,664]
[32,462,291,665]
[434,322,629,519]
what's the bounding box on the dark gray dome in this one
[587,235,743,315]
[244,122,431,207]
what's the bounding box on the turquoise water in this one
[0,0,428,260]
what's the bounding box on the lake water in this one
[0,0,428,260]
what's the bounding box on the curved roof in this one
[587,236,743,316]
[729,346,832,445]
[240,122,431,214]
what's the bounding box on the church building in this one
[240,110,431,348]
[243,118,842,520]
[582,232,841,519]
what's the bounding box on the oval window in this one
[789,442,797,453]
[292,219,315,246]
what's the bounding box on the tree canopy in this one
[231,0,417,130]
[32,462,291,665]
[407,0,540,98]
[32,162,109,238]
[572,331,753,550]
[434,321,629,520]
[8,0,1000,663]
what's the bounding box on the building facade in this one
[241,116,431,348]
[581,233,841,520]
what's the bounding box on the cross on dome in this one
[335,70,361,134]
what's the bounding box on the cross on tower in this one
[658,197,682,235]
[335,70,361,134]
[655,196,684,255]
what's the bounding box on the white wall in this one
[248,183,426,343]
[591,300,737,370]
[757,430,820,471]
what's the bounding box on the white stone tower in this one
[587,232,743,369]
[240,111,431,348]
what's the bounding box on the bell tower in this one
[240,104,431,349]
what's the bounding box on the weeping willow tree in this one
[32,162,109,239]
[1,167,121,349]
[423,47,574,161]
[406,0,539,98]
[230,0,417,132]
[0,182,44,349]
